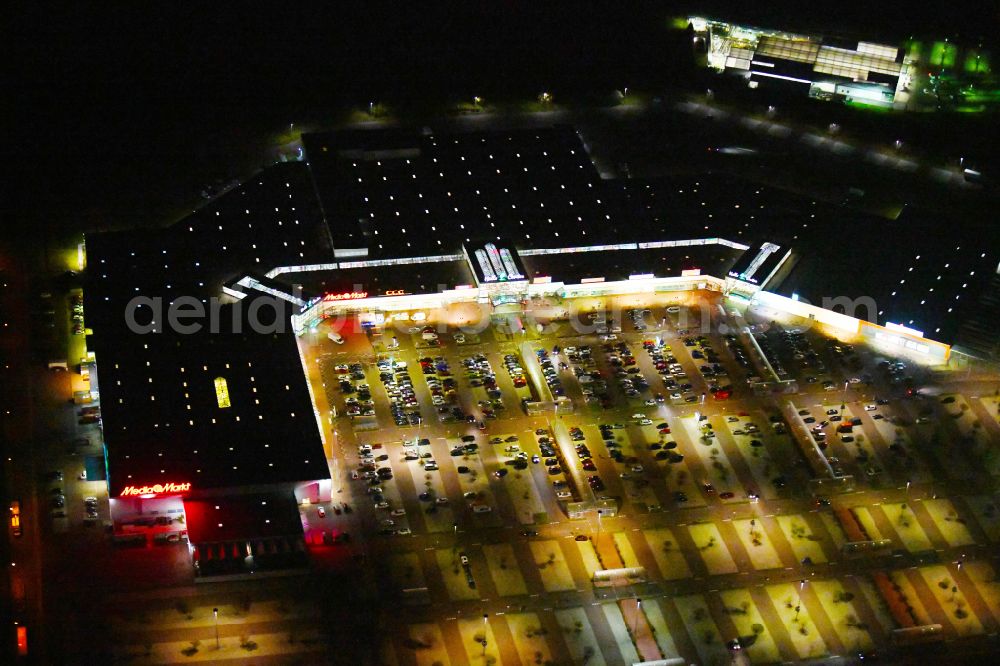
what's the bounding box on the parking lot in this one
[289,289,1000,665]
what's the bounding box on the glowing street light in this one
[633,598,642,637]
[213,608,219,649]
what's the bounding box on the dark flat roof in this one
[520,244,743,285]
[85,161,332,496]
[91,296,328,496]
[184,492,303,545]
[278,258,476,298]
[303,125,625,257]
[616,174,998,343]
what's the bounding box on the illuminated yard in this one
[530,541,576,592]
[810,580,875,653]
[687,523,738,575]
[963,562,1000,622]
[765,583,828,659]
[388,552,427,593]
[776,514,828,564]
[612,532,642,569]
[556,607,606,666]
[919,565,985,636]
[851,507,885,542]
[881,502,933,551]
[435,549,479,601]
[575,538,602,579]
[642,528,693,580]
[923,498,976,547]
[409,623,452,666]
[505,612,554,665]
[500,468,547,525]
[964,495,1000,542]
[642,600,681,661]
[457,617,499,665]
[673,594,729,665]
[888,571,933,625]
[718,588,781,663]
[733,518,784,569]
[601,603,640,665]
[679,415,741,494]
[483,543,528,596]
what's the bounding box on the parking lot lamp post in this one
[213,608,219,649]
[482,614,489,656]
[795,579,806,622]
[633,598,641,637]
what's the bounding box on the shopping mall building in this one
[83,124,967,575]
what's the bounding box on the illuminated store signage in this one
[120,482,192,497]
[384,290,406,296]
[322,291,368,302]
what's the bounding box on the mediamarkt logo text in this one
[120,482,192,497]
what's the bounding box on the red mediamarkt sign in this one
[322,291,368,302]
[119,482,192,497]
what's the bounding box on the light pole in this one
[213,608,219,649]
[482,614,489,657]
[633,598,642,638]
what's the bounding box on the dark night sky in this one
[9,2,998,235]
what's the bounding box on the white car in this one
[638,418,653,426]
[864,404,878,411]
[327,332,345,344]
